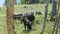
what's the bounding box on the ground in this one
[0,4,60,34]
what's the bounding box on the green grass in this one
[0,4,60,34]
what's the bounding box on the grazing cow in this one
[13,13,31,30]
[22,12,35,31]
[13,12,35,31]
[23,15,32,31]
[36,11,42,15]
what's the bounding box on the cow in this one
[22,12,35,31]
[23,15,32,31]
[13,12,35,31]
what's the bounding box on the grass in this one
[0,4,60,34]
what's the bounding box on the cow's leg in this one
[24,25,26,30]
[24,23,26,30]
[27,23,32,31]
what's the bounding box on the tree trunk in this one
[40,0,48,34]
[51,0,57,17]
[7,0,14,34]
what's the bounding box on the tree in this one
[40,0,48,34]
[51,0,57,17]
[6,0,15,34]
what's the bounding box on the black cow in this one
[23,12,35,31]
[13,12,35,31]
[23,16,32,31]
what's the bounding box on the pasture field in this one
[0,4,60,34]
